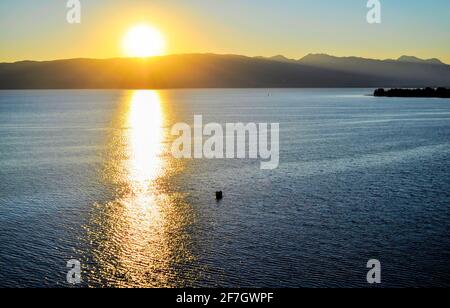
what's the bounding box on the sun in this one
[122,24,166,58]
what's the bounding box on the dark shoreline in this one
[374,87,450,98]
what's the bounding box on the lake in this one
[0,89,449,287]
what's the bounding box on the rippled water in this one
[0,89,449,288]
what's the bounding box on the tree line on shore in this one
[374,87,450,98]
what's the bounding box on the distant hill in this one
[0,53,449,89]
[396,55,444,65]
[297,54,450,87]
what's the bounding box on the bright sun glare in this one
[123,25,166,58]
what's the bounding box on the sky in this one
[0,0,449,63]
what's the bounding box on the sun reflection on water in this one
[84,90,197,288]
[127,90,163,187]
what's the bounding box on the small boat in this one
[215,191,223,200]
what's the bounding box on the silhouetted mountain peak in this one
[397,55,444,65]
[300,53,375,64]
[266,55,296,63]
[300,53,447,66]
[300,53,337,62]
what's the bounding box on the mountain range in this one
[1,53,449,89]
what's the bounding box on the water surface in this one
[0,89,449,287]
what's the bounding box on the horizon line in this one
[1,52,448,66]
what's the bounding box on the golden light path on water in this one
[85,90,197,288]
[127,90,164,186]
